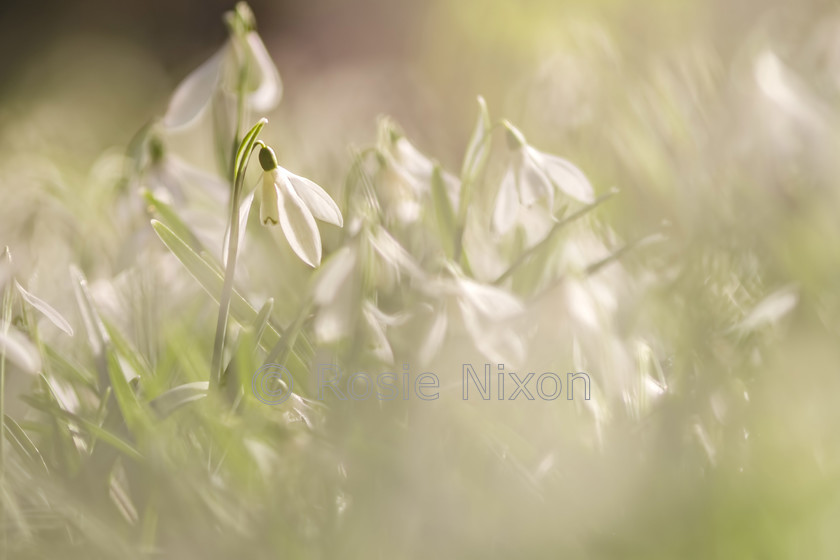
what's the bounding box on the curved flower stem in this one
[210,120,267,390]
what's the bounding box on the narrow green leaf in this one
[3,414,48,471]
[431,165,457,258]
[71,267,148,431]
[14,281,74,336]
[460,95,491,185]
[149,382,209,418]
[142,189,205,252]
[233,118,267,187]
[252,297,274,348]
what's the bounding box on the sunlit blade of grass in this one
[3,414,48,473]
[251,297,274,349]
[71,267,151,434]
[14,280,74,336]
[430,165,457,258]
[142,188,207,252]
[149,381,209,418]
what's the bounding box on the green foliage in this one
[2,1,840,559]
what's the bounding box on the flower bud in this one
[259,146,278,171]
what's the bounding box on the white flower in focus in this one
[257,146,343,268]
[492,121,594,235]
[163,4,282,129]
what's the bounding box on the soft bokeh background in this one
[3,0,840,558]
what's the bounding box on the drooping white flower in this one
[376,117,460,223]
[411,270,527,366]
[163,4,282,129]
[257,146,343,268]
[492,121,594,235]
[312,225,424,346]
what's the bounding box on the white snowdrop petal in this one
[394,138,435,179]
[362,304,395,364]
[457,277,524,319]
[163,45,226,129]
[287,173,343,227]
[276,175,322,267]
[737,286,799,332]
[458,298,526,365]
[368,228,425,280]
[538,151,595,204]
[519,148,554,207]
[313,245,357,305]
[259,172,281,226]
[395,199,422,223]
[244,32,283,112]
[0,326,41,375]
[314,296,355,343]
[167,156,231,206]
[492,166,519,235]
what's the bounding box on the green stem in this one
[210,138,264,390]
[0,253,12,557]
[211,167,245,389]
[493,188,618,286]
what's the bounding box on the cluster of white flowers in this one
[143,1,656,418]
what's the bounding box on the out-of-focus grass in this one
[2,1,840,558]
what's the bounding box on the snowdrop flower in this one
[492,121,594,235]
[376,117,460,223]
[412,270,526,366]
[117,137,231,267]
[312,226,424,344]
[163,2,282,129]
[258,146,343,268]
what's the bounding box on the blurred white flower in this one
[163,5,282,129]
[257,146,343,268]
[493,121,594,235]
[376,118,460,223]
[312,226,424,346]
[119,139,232,265]
[414,271,527,366]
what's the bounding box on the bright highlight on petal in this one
[287,173,343,227]
[493,125,595,234]
[162,18,282,130]
[537,151,595,204]
[274,174,323,268]
[257,146,344,268]
[163,48,226,128]
[244,32,283,111]
[492,166,519,235]
[259,170,280,226]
